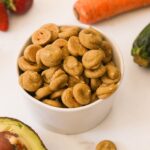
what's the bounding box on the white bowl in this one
[17,25,124,134]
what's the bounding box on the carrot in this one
[74,0,150,24]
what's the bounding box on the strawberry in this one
[0,1,9,31]
[4,0,33,14]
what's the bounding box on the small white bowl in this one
[17,25,124,134]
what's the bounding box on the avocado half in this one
[0,117,47,150]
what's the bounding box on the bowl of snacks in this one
[17,23,123,134]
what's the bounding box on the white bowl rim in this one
[17,24,124,113]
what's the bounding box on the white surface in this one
[0,0,150,149]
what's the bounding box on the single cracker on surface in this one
[96,140,117,150]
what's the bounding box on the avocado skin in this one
[0,117,47,150]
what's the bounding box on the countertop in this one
[0,0,150,149]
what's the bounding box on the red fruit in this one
[5,0,33,14]
[0,1,9,31]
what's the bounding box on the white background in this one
[0,0,150,149]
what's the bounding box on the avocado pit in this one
[0,131,27,150]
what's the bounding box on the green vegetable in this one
[131,23,150,67]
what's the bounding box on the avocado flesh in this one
[0,117,47,150]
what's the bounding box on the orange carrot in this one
[74,0,150,24]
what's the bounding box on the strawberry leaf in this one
[3,0,16,11]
